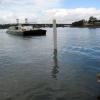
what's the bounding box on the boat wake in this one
[62,46,100,59]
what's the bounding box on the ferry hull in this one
[7,29,46,36]
[23,30,46,36]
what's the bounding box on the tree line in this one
[72,16,100,27]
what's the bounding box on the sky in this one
[0,0,100,24]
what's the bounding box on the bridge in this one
[0,24,71,29]
[22,24,71,27]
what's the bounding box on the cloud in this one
[37,8,100,24]
[0,0,100,24]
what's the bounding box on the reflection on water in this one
[0,28,100,100]
[52,50,59,79]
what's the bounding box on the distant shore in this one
[71,25,100,28]
[71,16,100,28]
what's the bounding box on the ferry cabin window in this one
[15,27,18,30]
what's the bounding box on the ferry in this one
[6,25,46,36]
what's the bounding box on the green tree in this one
[72,20,85,27]
[88,16,97,24]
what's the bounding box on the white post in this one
[53,19,57,51]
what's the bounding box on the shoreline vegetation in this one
[71,16,100,28]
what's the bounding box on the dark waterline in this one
[0,28,100,100]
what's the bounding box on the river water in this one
[0,28,100,100]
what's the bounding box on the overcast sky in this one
[0,0,100,24]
